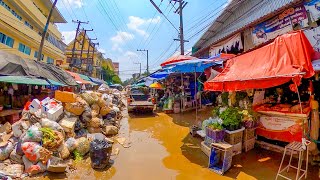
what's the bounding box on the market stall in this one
[201,31,316,175]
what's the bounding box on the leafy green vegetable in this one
[73,150,83,162]
[212,106,220,117]
[208,122,223,130]
[219,107,242,130]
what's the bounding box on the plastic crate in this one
[224,127,245,145]
[208,142,233,175]
[232,142,242,156]
[205,128,225,143]
[243,138,255,152]
[243,128,255,142]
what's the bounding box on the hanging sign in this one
[209,33,243,56]
[252,6,308,45]
[256,115,305,142]
[304,0,320,23]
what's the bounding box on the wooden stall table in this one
[0,109,22,124]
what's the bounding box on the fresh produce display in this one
[218,107,243,131]
[254,103,310,114]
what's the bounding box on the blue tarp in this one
[163,59,223,73]
[89,77,105,85]
[149,71,169,79]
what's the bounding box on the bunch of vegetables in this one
[207,122,223,131]
[240,109,260,128]
[219,107,243,131]
[212,106,220,117]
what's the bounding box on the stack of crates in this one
[224,127,245,156]
[243,128,256,152]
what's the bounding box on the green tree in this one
[101,66,122,84]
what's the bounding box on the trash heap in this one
[0,84,125,179]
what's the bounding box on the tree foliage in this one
[101,65,122,84]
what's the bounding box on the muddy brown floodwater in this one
[37,107,319,180]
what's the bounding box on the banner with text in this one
[252,6,308,45]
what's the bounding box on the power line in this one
[60,0,75,20]
[65,0,78,19]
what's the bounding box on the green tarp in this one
[0,76,49,85]
[78,74,98,86]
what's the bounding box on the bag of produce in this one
[89,139,112,169]
[100,106,111,116]
[21,125,43,143]
[80,93,96,105]
[97,98,107,108]
[65,102,85,116]
[75,137,90,156]
[41,118,64,135]
[40,128,63,151]
[59,144,70,159]
[88,117,102,128]
[0,142,14,160]
[65,138,78,152]
[21,142,41,162]
[91,103,100,114]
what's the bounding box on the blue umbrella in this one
[163,59,223,73]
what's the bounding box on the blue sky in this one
[56,0,228,80]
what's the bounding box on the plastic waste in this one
[75,137,90,156]
[0,142,14,160]
[65,138,78,152]
[21,125,43,143]
[89,139,112,169]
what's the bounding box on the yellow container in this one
[54,91,76,103]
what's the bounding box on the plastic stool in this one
[275,141,310,180]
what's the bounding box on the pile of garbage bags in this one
[0,85,125,178]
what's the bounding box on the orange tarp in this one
[160,55,196,67]
[204,31,315,91]
[66,71,91,85]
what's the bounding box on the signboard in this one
[209,33,243,56]
[252,6,308,45]
[256,115,305,142]
[304,0,320,23]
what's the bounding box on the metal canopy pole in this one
[194,66,197,122]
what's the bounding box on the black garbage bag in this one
[109,110,116,118]
[81,106,92,124]
[89,139,112,169]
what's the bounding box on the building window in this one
[18,43,31,55]
[24,21,33,29]
[34,52,44,60]
[0,32,14,48]
[47,57,54,64]
[0,0,22,21]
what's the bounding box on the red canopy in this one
[66,71,91,85]
[160,55,196,67]
[204,31,315,91]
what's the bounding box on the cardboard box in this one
[59,117,77,133]
[29,99,41,113]
[55,91,76,103]
[47,105,63,121]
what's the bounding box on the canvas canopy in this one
[204,31,315,91]
[66,71,92,85]
[160,55,196,67]
[0,50,77,86]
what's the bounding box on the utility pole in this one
[137,49,149,75]
[150,0,188,55]
[134,62,142,76]
[80,29,93,64]
[37,0,58,61]
[70,20,88,69]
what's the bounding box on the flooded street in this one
[39,107,318,180]
[62,108,233,180]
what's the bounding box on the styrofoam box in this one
[29,99,41,113]
[232,142,242,156]
[201,141,211,157]
[47,105,63,121]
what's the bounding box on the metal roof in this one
[193,0,302,54]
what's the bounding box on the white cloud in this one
[62,0,84,8]
[110,31,134,52]
[61,31,76,44]
[127,16,161,37]
[124,51,139,58]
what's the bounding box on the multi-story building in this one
[62,31,113,78]
[0,0,67,64]
[112,62,119,75]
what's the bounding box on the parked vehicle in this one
[128,88,154,113]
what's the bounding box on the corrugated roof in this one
[193,0,302,54]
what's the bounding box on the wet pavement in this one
[38,107,319,180]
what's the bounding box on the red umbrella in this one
[160,55,196,67]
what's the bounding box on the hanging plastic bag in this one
[89,139,112,169]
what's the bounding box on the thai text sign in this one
[252,6,308,45]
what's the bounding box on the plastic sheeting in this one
[0,50,77,86]
[160,55,196,67]
[204,31,315,91]
[163,59,223,73]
